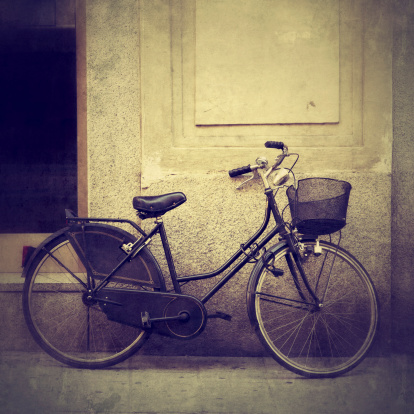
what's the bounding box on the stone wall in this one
[82,0,393,355]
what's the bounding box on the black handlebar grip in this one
[228,165,252,177]
[265,141,285,149]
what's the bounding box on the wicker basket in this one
[286,178,352,235]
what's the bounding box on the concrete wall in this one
[86,0,142,222]
[81,0,393,356]
[5,0,414,357]
[392,0,414,353]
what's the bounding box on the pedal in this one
[208,311,232,322]
[141,311,152,329]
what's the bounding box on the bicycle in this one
[22,141,379,378]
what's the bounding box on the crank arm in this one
[141,311,189,328]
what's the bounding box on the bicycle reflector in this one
[22,246,36,268]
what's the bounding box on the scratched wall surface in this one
[84,0,393,355]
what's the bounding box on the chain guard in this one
[97,288,207,340]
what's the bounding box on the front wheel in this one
[248,239,379,378]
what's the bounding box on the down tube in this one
[177,197,273,284]
[200,223,284,304]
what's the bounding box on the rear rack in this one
[65,209,147,237]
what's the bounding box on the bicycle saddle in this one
[133,192,187,218]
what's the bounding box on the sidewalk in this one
[1,352,413,414]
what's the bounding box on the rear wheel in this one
[250,240,378,378]
[22,228,165,369]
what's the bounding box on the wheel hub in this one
[82,291,97,306]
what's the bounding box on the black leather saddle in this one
[133,192,187,218]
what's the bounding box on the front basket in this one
[286,178,352,235]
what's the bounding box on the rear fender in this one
[22,223,165,291]
[65,222,164,289]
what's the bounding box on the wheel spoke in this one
[42,247,88,289]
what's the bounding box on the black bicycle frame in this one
[174,189,286,303]
[71,188,319,306]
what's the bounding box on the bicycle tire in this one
[22,225,165,369]
[247,239,379,378]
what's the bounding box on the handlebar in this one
[228,165,253,178]
[264,141,285,150]
[228,141,286,177]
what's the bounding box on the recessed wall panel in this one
[195,0,339,125]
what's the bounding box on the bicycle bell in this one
[255,156,268,167]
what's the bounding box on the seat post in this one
[158,218,181,293]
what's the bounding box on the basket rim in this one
[287,177,352,188]
[286,177,352,201]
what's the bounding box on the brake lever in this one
[236,170,260,189]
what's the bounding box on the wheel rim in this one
[255,241,378,376]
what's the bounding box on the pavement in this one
[1,352,414,414]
